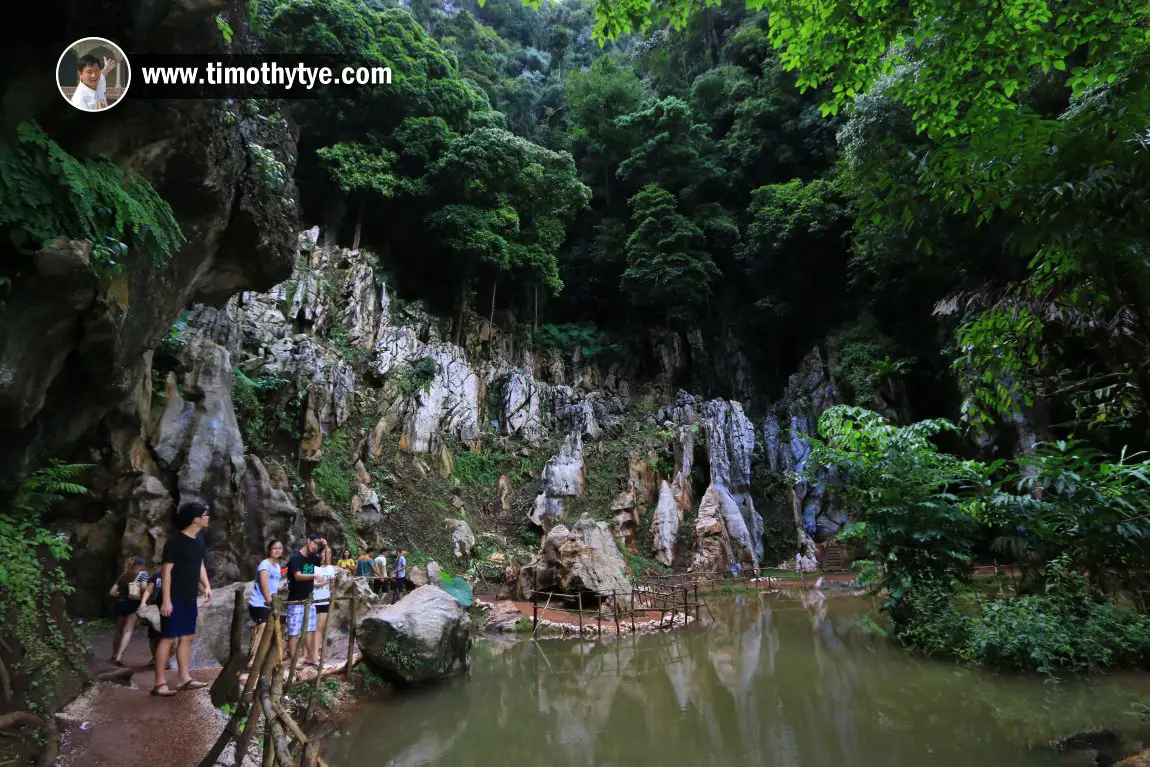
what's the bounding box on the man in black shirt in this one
[286,532,329,668]
[153,502,212,697]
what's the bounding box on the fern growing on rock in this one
[0,121,183,271]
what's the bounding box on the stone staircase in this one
[820,542,851,572]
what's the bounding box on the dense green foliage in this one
[0,122,183,276]
[811,406,1150,671]
[2,462,90,704]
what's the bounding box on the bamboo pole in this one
[612,591,619,636]
[259,681,294,766]
[231,587,245,657]
[286,596,313,688]
[271,700,308,745]
[631,591,636,634]
[596,599,602,636]
[241,609,276,703]
[345,596,358,682]
[262,729,275,767]
[531,590,553,639]
[577,592,583,637]
[233,695,263,766]
[306,602,335,724]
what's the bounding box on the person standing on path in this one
[394,550,408,603]
[312,544,338,665]
[286,533,328,668]
[337,548,356,575]
[108,557,149,665]
[355,550,374,578]
[153,503,212,697]
[372,548,389,596]
[248,540,284,664]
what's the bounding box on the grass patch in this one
[312,428,354,506]
[452,449,500,487]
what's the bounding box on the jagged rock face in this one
[611,490,639,552]
[650,481,682,566]
[658,393,764,571]
[762,347,847,566]
[141,328,304,581]
[528,432,585,531]
[700,399,764,564]
[343,261,379,349]
[497,370,628,444]
[375,323,481,452]
[670,425,695,515]
[522,517,632,603]
[690,485,757,573]
[0,5,296,494]
[356,586,472,685]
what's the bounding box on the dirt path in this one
[56,628,225,767]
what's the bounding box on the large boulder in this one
[649,481,681,566]
[521,516,632,605]
[689,484,757,574]
[137,581,252,668]
[356,586,472,685]
[527,432,586,531]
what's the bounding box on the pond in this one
[327,590,1150,767]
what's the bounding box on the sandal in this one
[177,679,208,691]
[151,684,177,697]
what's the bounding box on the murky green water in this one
[329,590,1150,767]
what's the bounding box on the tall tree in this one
[621,184,720,325]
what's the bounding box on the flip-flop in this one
[151,684,177,697]
[177,679,208,691]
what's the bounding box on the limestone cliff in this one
[53,228,872,615]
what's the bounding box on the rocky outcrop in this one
[130,327,304,582]
[356,586,472,685]
[700,399,763,565]
[0,6,296,497]
[690,485,757,573]
[527,432,586,531]
[650,482,681,566]
[762,347,845,569]
[375,320,482,453]
[521,517,632,605]
[657,393,763,572]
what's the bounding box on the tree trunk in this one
[489,280,497,335]
[455,280,468,347]
[351,199,364,251]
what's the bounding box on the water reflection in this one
[330,592,1150,767]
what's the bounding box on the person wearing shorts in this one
[248,540,284,659]
[286,533,328,668]
[312,547,338,663]
[153,502,212,697]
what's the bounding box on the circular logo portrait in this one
[57,37,130,112]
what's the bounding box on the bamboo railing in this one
[199,588,367,767]
[529,569,706,636]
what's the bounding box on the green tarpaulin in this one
[440,575,474,607]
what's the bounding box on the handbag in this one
[127,577,143,600]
